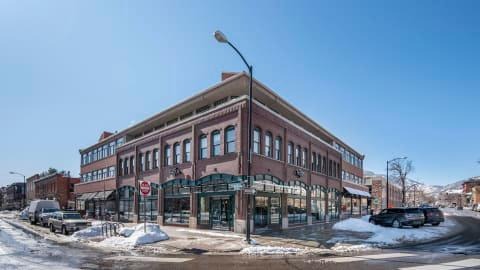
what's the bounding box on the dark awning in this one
[344,187,371,198]
[92,190,115,200]
[76,192,97,201]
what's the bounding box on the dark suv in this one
[419,207,444,226]
[369,208,425,228]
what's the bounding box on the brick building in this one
[4,182,25,210]
[33,171,80,209]
[462,176,480,206]
[76,72,369,232]
[26,174,39,203]
[364,172,402,214]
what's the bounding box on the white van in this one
[28,200,60,225]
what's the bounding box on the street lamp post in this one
[9,171,26,209]
[386,157,407,208]
[214,30,253,244]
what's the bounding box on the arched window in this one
[253,128,261,154]
[312,152,317,171]
[183,139,191,162]
[287,142,294,164]
[211,130,221,157]
[130,156,135,173]
[199,135,207,159]
[145,151,151,170]
[274,136,282,161]
[174,143,181,164]
[153,149,159,168]
[123,158,129,175]
[225,126,236,153]
[119,159,123,176]
[302,148,307,168]
[164,145,171,166]
[139,153,144,171]
[295,145,301,166]
[264,131,272,157]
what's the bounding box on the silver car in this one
[48,211,91,235]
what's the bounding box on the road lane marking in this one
[443,259,480,267]
[398,265,461,270]
[104,256,193,263]
[398,258,480,270]
[322,252,417,263]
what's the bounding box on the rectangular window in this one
[253,129,261,154]
[174,143,181,164]
[145,152,151,170]
[274,137,282,160]
[288,143,293,164]
[225,127,236,153]
[139,153,145,171]
[110,142,116,156]
[199,136,207,159]
[211,131,221,157]
[184,140,191,162]
[130,156,135,173]
[153,149,159,168]
[295,146,301,166]
[164,146,171,166]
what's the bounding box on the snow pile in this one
[99,223,169,248]
[332,216,454,245]
[72,225,104,239]
[240,246,304,255]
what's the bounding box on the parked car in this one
[369,208,425,228]
[48,211,91,235]
[39,208,60,227]
[28,200,60,225]
[419,207,444,226]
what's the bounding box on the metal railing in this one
[100,222,124,237]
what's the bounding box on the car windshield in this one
[63,213,81,219]
[42,208,58,213]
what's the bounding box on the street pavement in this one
[0,210,479,269]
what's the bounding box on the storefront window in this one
[119,186,134,222]
[139,184,159,222]
[287,183,307,224]
[311,186,326,222]
[328,188,340,220]
[164,181,190,225]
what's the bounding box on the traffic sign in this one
[139,181,151,197]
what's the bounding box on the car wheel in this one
[413,225,420,228]
[369,219,376,225]
[62,226,69,235]
[392,219,402,228]
[50,224,55,233]
[30,218,35,225]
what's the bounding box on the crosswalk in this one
[322,253,480,270]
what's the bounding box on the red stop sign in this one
[139,181,151,196]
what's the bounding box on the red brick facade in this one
[34,173,80,209]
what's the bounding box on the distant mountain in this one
[365,170,477,198]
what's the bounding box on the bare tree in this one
[389,159,414,206]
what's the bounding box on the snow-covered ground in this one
[73,222,169,249]
[443,208,480,219]
[0,218,99,270]
[330,215,455,247]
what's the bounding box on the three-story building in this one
[76,72,369,232]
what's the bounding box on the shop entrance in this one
[254,194,281,229]
[210,196,233,230]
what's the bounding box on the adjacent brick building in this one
[33,171,80,209]
[3,182,25,210]
[76,72,369,232]
[364,172,402,214]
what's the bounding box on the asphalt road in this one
[2,213,479,269]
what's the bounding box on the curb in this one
[1,218,45,239]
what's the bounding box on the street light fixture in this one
[214,30,254,244]
[9,171,26,209]
[386,157,407,208]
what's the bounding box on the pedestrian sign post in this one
[139,181,151,232]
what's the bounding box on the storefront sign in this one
[139,181,151,197]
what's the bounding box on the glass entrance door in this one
[210,196,232,230]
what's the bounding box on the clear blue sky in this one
[0,1,479,187]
